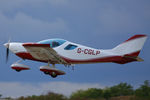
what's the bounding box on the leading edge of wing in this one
[23,43,50,47]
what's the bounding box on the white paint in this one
[112,36,147,55]
[8,42,26,53]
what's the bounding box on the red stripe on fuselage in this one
[16,51,140,64]
[61,51,140,64]
[61,56,122,64]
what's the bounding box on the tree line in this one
[1,80,150,100]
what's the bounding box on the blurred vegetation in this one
[134,80,150,100]
[17,92,67,100]
[70,88,104,100]
[1,80,150,100]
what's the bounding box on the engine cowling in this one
[11,63,30,72]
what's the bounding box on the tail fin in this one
[112,34,147,57]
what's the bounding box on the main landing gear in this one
[40,64,65,78]
[11,60,66,78]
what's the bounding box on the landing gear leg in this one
[52,64,55,68]
[43,62,57,78]
[50,64,57,78]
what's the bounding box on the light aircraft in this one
[4,34,147,78]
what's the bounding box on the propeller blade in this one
[4,37,11,63]
[6,48,9,63]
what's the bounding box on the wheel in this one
[51,72,57,78]
[44,71,49,75]
[15,69,21,72]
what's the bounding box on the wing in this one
[23,43,67,64]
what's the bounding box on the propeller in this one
[6,45,9,63]
[4,39,11,63]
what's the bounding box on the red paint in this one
[16,52,35,60]
[124,51,140,57]
[88,49,94,55]
[96,51,100,55]
[77,48,82,53]
[84,49,88,54]
[23,43,50,47]
[62,56,122,64]
[125,34,147,42]
[11,67,30,70]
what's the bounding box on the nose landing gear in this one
[11,63,30,72]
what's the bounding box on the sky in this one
[0,0,150,98]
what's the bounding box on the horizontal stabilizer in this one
[123,56,144,62]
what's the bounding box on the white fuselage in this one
[4,34,147,64]
[5,41,118,64]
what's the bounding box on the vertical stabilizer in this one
[112,34,147,56]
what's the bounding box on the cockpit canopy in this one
[38,38,66,48]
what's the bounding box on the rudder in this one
[112,34,147,57]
